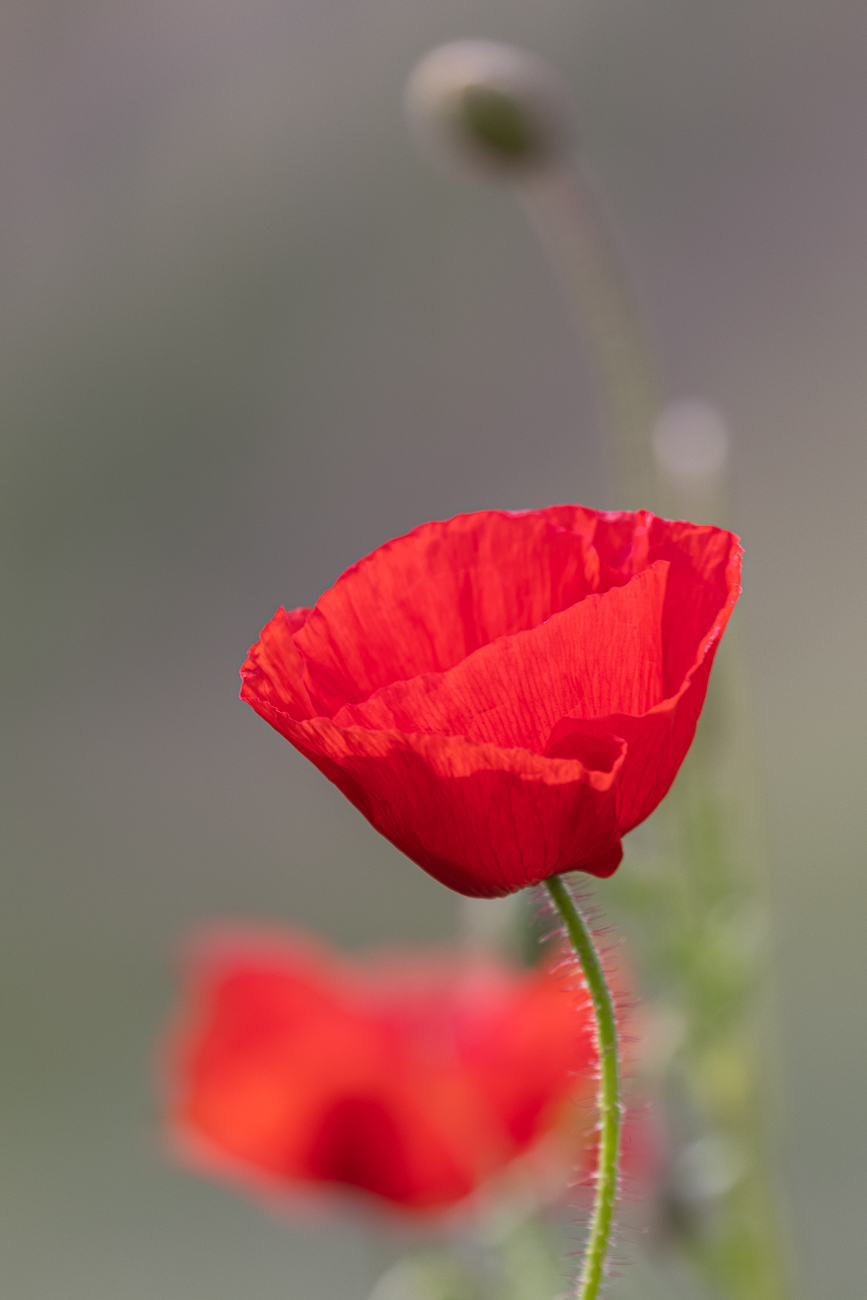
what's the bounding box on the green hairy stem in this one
[545,875,621,1300]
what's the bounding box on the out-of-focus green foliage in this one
[366,1217,563,1300]
[607,646,791,1300]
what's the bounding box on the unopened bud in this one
[405,41,576,179]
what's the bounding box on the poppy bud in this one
[405,41,576,179]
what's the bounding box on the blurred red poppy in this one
[241,506,741,897]
[161,929,599,1215]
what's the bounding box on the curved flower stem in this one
[545,875,620,1300]
[518,160,663,510]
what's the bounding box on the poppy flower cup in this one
[241,506,741,898]
[162,930,600,1215]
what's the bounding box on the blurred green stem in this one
[545,875,620,1300]
[518,160,662,508]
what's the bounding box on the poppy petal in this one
[331,561,667,751]
[292,510,614,715]
[162,928,601,1214]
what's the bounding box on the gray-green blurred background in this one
[2,1,865,1296]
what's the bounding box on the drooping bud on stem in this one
[405,40,575,179]
[405,40,661,509]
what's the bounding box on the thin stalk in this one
[518,160,663,509]
[545,874,620,1300]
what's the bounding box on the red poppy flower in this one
[161,929,599,1214]
[241,506,741,898]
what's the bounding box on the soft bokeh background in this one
[2,1,866,1296]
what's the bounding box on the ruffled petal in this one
[240,606,315,721]
[645,515,740,696]
[545,530,741,831]
[293,509,617,715]
[243,712,627,896]
[332,562,667,751]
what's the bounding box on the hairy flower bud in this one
[405,41,576,179]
